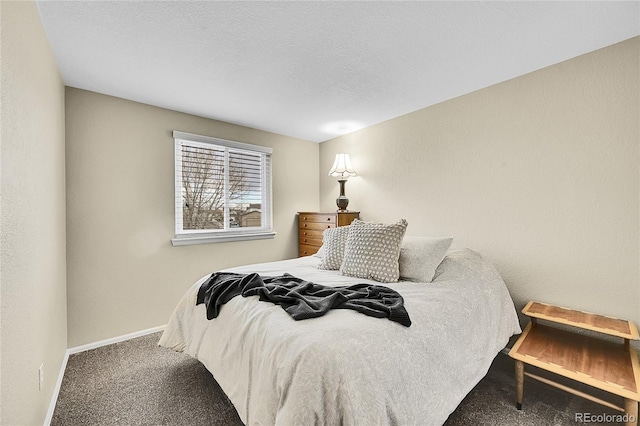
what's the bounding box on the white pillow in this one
[340,219,408,283]
[318,226,350,270]
[399,236,453,283]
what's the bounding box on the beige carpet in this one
[52,332,621,425]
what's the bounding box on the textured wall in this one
[320,38,640,328]
[65,88,319,347]
[1,1,68,424]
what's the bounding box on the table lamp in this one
[328,153,357,211]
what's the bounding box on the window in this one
[172,131,274,245]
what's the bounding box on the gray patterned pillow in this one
[318,226,350,270]
[340,219,408,283]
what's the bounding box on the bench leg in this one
[515,360,524,410]
[624,398,638,426]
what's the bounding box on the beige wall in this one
[65,88,319,347]
[320,37,640,328]
[1,1,68,424]
[2,6,636,422]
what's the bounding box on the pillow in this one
[340,219,408,283]
[318,226,350,270]
[398,236,453,283]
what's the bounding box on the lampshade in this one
[328,154,357,179]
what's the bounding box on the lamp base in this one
[336,195,349,211]
[336,179,350,211]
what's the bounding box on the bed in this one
[159,241,521,425]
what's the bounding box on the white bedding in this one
[159,249,521,425]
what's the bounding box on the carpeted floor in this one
[52,332,623,425]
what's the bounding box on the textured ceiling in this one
[36,1,639,142]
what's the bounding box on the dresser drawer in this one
[299,244,321,257]
[298,228,324,240]
[299,221,336,231]
[299,236,323,247]
[298,213,336,224]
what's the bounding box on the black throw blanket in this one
[196,272,411,327]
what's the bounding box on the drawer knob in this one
[327,217,331,221]
[303,224,307,227]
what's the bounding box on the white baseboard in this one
[44,350,69,426]
[66,324,166,355]
[44,325,166,426]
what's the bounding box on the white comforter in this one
[159,249,521,426]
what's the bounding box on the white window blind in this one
[172,131,274,246]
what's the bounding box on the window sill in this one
[171,231,276,246]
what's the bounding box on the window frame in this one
[171,131,275,246]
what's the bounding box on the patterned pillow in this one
[318,226,351,270]
[340,219,408,283]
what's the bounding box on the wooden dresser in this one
[297,211,359,257]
